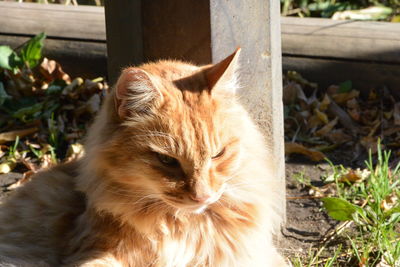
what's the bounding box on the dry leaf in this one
[285,142,326,161]
[339,169,368,183]
[380,193,398,211]
[0,127,38,144]
[308,115,323,129]
[40,57,71,83]
[0,161,16,174]
[309,183,337,197]
[314,108,329,124]
[326,129,353,144]
[319,94,331,111]
[65,143,84,162]
[332,90,360,105]
[315,117,338,137]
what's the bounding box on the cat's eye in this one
[156,153,179,167]
[212,148,226,159]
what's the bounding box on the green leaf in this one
[19,32,46,69]
[338,80,352,93]
[0,46,22,71]
[0,82,11,106]
[12,102,44,122]
[322,197,362,221]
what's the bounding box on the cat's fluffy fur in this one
[0,50,286,266]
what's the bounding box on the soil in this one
[280,160,339,261]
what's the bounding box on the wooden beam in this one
[209,0,285,220]
[281,17,400,64]
[104,0,143,84]
[0,2,105,41]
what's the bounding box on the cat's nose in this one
[189,193,212,204]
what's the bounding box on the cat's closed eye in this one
[156,153,180,167]
[212,147,226,159]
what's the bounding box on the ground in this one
[281,161,338,261]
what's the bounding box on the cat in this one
[0,49,287,267]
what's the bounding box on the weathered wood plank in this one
[282,17,400,63]
[0,2,105,41]
[141,0,211,65]
[210,0,285,218]
[104,0,142,83]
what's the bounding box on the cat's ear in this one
[114,68,161,118]
[204,48,240,94]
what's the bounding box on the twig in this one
[287,195,325,200]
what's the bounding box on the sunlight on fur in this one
[0,49,287,266]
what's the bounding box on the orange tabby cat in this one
[0,49,286,266]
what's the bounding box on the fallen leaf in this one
[286,71,317,89]
[65,143,84,162]
[285,142,326,161]
[315,117,338,137]
[380,193,398,212]
[0,161,16,174]
[332,90,360,105]
[0,127,38,144]
[40,57,71,83]
[339,169,369,183]
[319,94,331,111]
[307,114,323,129]
[326,129,353,144]
[314,108,329,124]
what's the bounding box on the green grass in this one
[281,0,400,21]
[291,144,400,266]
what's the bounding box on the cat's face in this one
[102,50,244,213]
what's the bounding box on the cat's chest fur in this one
[66,205,254,267]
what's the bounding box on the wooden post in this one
[104,0,285,220]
